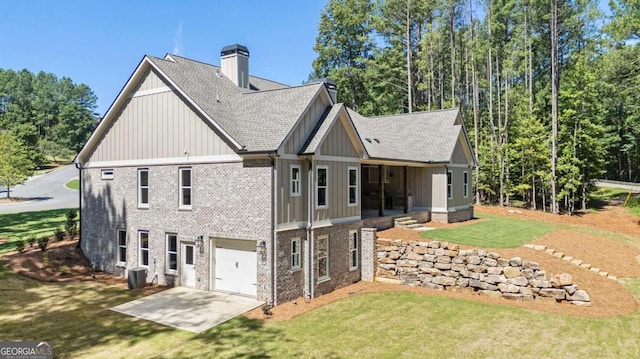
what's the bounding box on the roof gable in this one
[301,103,365,158]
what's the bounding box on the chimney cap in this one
[310,78,337,90]
[221,44,249,57]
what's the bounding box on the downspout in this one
[75,162,82,249]
[270,155,277,306]
[445,165,449,213]
[306,157,314,301]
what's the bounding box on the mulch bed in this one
[0,197,32,204]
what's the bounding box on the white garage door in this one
[214,239,257,297]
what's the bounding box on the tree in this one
[0,131,33,198]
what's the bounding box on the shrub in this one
[59,265,70,275]
[261,303,273,316]
[26,236,37,247]
[65,210,78,236]
[43,253,49,268]
[37,236,49,251]
[626,197,640,208]
[15,240,26,253]
[54,228,65,241]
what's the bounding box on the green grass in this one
[421,214,555,248]
[591,186,629,200]
[1,272,640,358]
[0,208,77,254]
[66,179,79,190]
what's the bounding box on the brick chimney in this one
[220,44,250,88]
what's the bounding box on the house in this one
[75,44,476,305]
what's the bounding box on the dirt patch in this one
[1,239,165,294]
[532,230,640,278]
[475,205,640,237]
[0,197,31,204]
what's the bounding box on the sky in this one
[0,1,327,116]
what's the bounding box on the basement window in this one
[101,169,114,180]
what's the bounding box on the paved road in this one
[0,165,79,213]
[596,180,640,192]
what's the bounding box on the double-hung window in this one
[117,229,127,265]
[463,171,469,198]
[347,167,358,206]
[349,230,358,271]
[291,237,301,270]
[179,168,192,209]
[317,235,329,281]
[290,165,301,197]
[316,166,328,208]
[138,168,149,207]
[447,171,453,199]
[166,234,178,272]
[139,231,149,267]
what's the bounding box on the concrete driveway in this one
[110,287,263,333]
[0,165,78,213]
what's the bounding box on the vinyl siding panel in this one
[319,117,359,157]
[408,167,430,208]
[284,93,330,154]
[447,167,472,208]
[431,167,448,209]
[86,69,236,163]
[451,137,471,164]
[277,158,308,225]
[314,160,360,222]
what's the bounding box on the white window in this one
[316,166,328,208]
[179,168,192,209]
[447,171,453,199]
[290,165,301,197]
[138,168,149,207]
[349,230,358,271]
[291,237,301,270]
[117,229,127,265]
[348,166,358,206]
[101,169,114,180]
[166,233,177,272]
[317,235,329,281]
[463,171,469,198]
[139,231,149,267]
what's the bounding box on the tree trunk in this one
[550,0,559,214]
[469,0,480,205]
[406,0,413,113]
[450,0,456,106]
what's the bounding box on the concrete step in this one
[396,219,418,226]
[394,217,413,222]
[405,223,423,229]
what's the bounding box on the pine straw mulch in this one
[246,205,640,322]
[1,239,165,295]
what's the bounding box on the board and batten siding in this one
[407,167,430,208]
[277,158,308,225]
[447,166,472,208]
[431,167,448,210]
[319,116,359,157]
[283,92,331,154]
[450,137,472,165]
[86,69,236,163]
[314,160,360,222]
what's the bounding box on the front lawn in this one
[0,208,77,254]
[1,270,640,358]
[65,179,79,190]
[421,214,554,248]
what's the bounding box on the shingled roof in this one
[148,55,323,152]
[348,108,463,163]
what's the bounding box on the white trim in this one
[276,221,307,232]
[291,237,301,270]
[116,229,127,266]
[138,168,149,208]
[463,171,469,198]
[179,167,192,210]
[447,171,453,200]
[447,163,472,168]
[138,230,150,267]
[348,230,358,271]
[347,166,358,207]
[317,234,329,282]
[314,155,360,163]
[311,216,361,229]
[131,86,171,98]
[429,204,473,213]
[279,154,301,160]
[166,233,178,273]
[101,169,114,180]
[315,165,328,209]
[290,164,301,197]
[83,154,243,169]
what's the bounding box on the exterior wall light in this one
[195,235,204,253]
[257,240,267,259]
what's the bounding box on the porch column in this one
[403,166,408,213]
[379,164,385,217]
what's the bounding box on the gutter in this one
[74,162,82,248]
[270,155,277,306]
[305,157,314,302]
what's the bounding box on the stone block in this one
[441,242,450,249]
[467,255,481,265]
[545,249,556,255]
[396,260,418,267]
[562,284,578,295]
[443,270,460,278]
[530,279,551,288]
[376,238,392,246]
[580,263,591,269]
[416,241,430,247]
[444,250,459,257]
[557,273,573,286]
[377,251,387,259]
[519,287,534,295]
[509,257,522,266]
[418,262,434,269]
[521,269,534,279]
[452,256,465,264]
[376,277,402,285]
[487,252,500,259]
[378,263,397,270]
[483,258,498,267]
[434,248,445,256]
[485,275,507,284]
[508,277,529,287]
[503,293,535,301]
[478,290,503,299]
[569,301,592,307]
[452,264,466,272]
[477,250,487,257]
[391,239,402,246]
[388,251,401,260]
[498,283,521,293]
[487,267,504,275]
[608,275,618,281]
[423,254,437,262]
[428,241,441,249]
[406,251,424,261]
[379,258,396,264]
[384,246,399,251]
[468,264,488,273]
[432,276,457,286]
[553,252,564,258]
[456,278,470,287]
[470,280,498,291]
[436,256,452,264]
[533,245,546,251]
[562,256,574,262]
[539,288,566,300]
[567,290,590,302]
[497,258,510,267]
[420,267,441,276]
[434,263,452,270]
[504,267,521,278]
[570,259,583,266]
[414,246,429,254]
[599,271,609,277]
[422,282,444,290]
[534,270,546,280]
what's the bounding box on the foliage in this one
[14,239,25,253]
[65,209,78,236]
[58,265,70,275]
[421,214,555,248]
[37,236,49,251]
[26,236,37,247]
[54,228,65,241]
[0,68,98,166]
[0,208,75,255]
[0,130,34,198]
